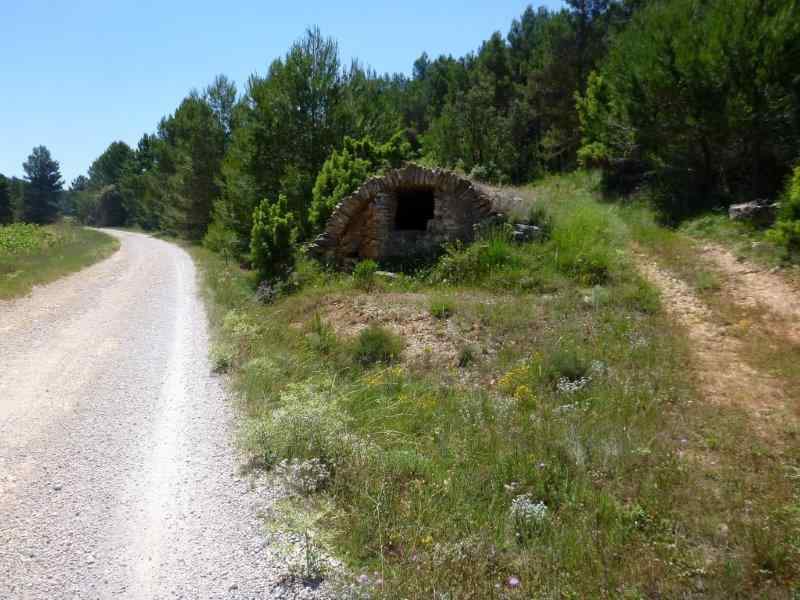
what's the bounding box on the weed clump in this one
[552,205,615,285]
[457,345,477,368]
[429,296,454,319]
[210,344,235,373]
[305,313,338,355]
[245,383,349,467]
[352,324,404,366]
[352,259,378,290]
[433,228,519,284]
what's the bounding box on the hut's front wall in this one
[313,166,496,264]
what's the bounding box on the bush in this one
[245,383,349,467]
[429,297,454,319]
[210,344,235,373]
[352,259,378,290]
[310,132,412,232]
[352,324,404,366]
[469,162,507,185]
[250,195,297,281]
[433,228,518,284]
[768,166,800,257]
[457,345,477,368]
[203,220,239,262]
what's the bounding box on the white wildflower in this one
[275,458,331,494]
[556,375,591,394]
[510,494,548,524]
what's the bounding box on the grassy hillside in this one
[0,222,119,299]
[195,171,799,597]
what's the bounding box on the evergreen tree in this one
[0,174,13,224]
[22,146,63,223]
[579,0,800,216]
[160,93,226,239]
[310,132,412,231]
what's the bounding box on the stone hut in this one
[310,165,499,264]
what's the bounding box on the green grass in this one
[351,324,404,366]
[193,170,800,596]
[680,212,793,269]
[428,295,455,319]
[0,221,119,299]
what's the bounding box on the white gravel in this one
[0,230,333,599]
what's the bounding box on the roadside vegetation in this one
[194,171,800,596]
[0,222,118,299]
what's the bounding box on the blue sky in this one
[1,1,563,183]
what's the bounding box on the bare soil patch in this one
[314,293,492,369]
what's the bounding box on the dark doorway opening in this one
[394,187,435,231]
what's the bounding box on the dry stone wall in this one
[311,165,498,265]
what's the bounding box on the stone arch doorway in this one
[311,165,498,265]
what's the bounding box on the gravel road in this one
[0,231,331,599]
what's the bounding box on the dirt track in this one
[0,230,327,599]
[637,242,799,439]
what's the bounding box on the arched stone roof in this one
[311,164,498,263]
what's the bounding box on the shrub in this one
[352,324,404,366]
[250,195,297,281]
[275,458,331,494]
[352,259,378,290]
[429,297,454,319]
[245,383,349,467]
[433,228,518,284]
[546,348,591,384]
[768,166,800,256]
[203,220,239,262]
[529,347,601,396]
[210,344,235,373]
[310,132,412,232]
[457,345,477,368]
[469,162,507,185]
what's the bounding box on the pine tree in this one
[22,146,63,223]
[0,174,13,224]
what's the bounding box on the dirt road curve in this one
[0,231,319,599]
